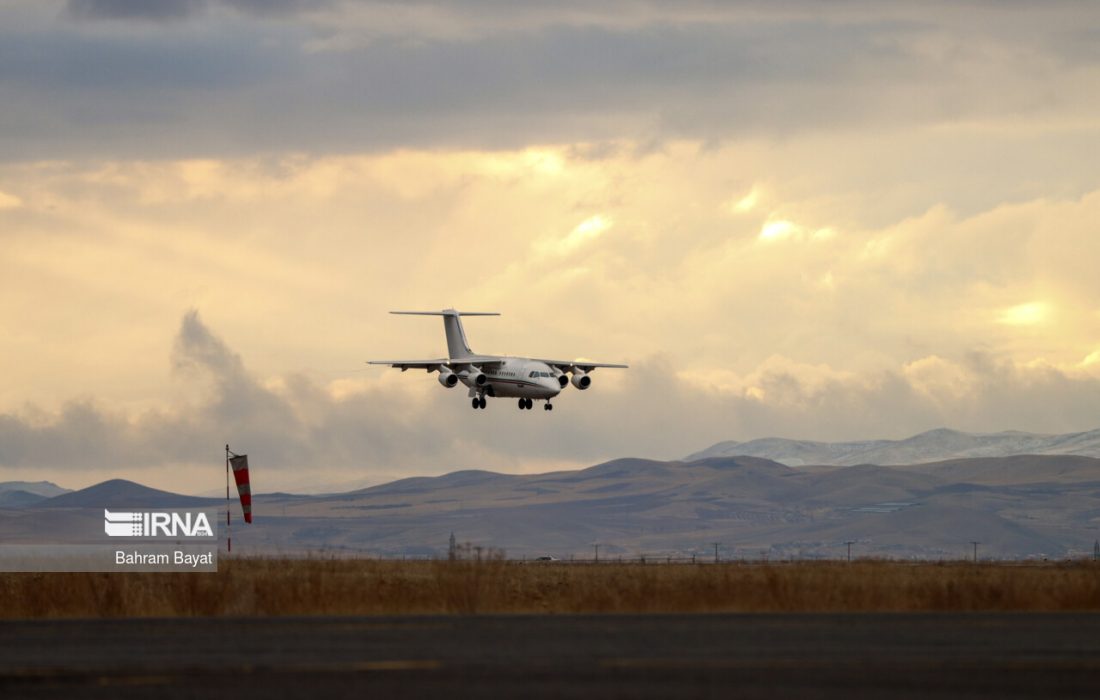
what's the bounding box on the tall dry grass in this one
[2,559,1099,618]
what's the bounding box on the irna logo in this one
[103,509,215,538]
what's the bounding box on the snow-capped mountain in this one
[685,428,1100,466]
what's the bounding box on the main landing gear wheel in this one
[525,397,533,410]
[479,396,487,409]
[517,398,525,410]
[472,398,480,409]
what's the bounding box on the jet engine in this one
[570,369,591,390]
[459,368,488,387]
[437,369,458,388]
[552,369,568,388]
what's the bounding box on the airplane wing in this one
[535,359,629,372]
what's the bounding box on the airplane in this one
[369,309,627,411]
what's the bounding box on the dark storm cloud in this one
[2,2,1094,160]
[64,0,321,22]
[0,30,274,92]
[0,17,926,158]
[66,0,207,22]
[219,0,325,18]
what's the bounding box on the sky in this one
[2,0,1100,493]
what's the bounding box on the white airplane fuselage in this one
[470,357,563,400]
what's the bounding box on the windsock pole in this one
[225,444,231,553]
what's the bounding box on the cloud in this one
[66,0,207,22]
[998,301,1049,327]
[552,215,612,254]
[0,190,20,209]
[0,311,453,484]
[2,127,1100,495]
[4,310,1100,495]
[2,3,1096,160]
[219,0,322,18]
[728,185,762,214]
[64,0,321,22]
[5,144,1100,413]
[664,351,1100,445]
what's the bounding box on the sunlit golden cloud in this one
[4,146,1100,424]
[998,302,1049,327]
[728,186,762,214]
[0,189,20,209]
[758,219,798,242]
[560,215,612,252]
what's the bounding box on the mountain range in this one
[0,480,71,508]
[3,437,1099,560]
[685,428,1100,466]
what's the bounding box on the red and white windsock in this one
[229,454,253,524]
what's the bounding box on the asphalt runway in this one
[3,613,1100,699]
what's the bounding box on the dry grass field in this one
[2,558,1099,618]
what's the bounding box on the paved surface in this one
[3,614,1100,698]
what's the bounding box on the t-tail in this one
[389,309,499,360]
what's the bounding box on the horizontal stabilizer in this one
[367,358,449,367]
[388,309,496,360]
[391,310,500,317]
[368,356,502,368]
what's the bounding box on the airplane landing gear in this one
[517,397,534,410]
[472,396,487,409]
[543,402,553,411]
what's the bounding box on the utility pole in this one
[593,543,600,563]
[712,542,720,564]
[970,541,980,563]
[845,541,855,562]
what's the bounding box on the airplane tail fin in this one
[389,309,499,360]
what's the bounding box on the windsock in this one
[229,454,253,523]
